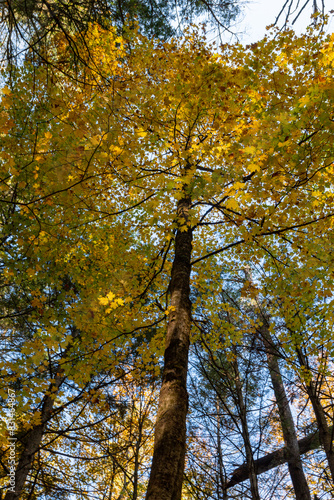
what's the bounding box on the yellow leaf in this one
[91,135,100,146]
[244,146,256,155]
[248,163,260,173]
[225,198,239,210]
[98,296,109,306]
[31,297,42,308]
[233,182,245,190]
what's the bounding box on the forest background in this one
[1,0,334,499]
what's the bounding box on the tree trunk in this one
[307,385,334,480]
[297,349,334,481]
[146,196,192,500]
[4,370,65,500]
[260,320,311,500]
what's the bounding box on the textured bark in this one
[297,350,334,481]
[260,321,311,500]
[227,426,331,488]
[307,387,334,480]
[4,371,65,500]
[146,196,192,500]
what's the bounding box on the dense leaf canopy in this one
[0,14,334,500]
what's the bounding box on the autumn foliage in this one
[1,18,334,499]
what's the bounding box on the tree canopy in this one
[1,11,334,500]
[0,0,241,69]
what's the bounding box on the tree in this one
[0,0,241,72]
[258,317,311,499]
[190,339,263,499]
[2,19,334,499]
[255,220,334,491]
[188,271,313,499]
[238,266,312,499]
[0,30,161,498]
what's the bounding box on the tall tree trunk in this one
[297,349,334,481]
[233,358,261,500]
[4,370,66,500]
[146,195,192,500]
[260,320,311,500]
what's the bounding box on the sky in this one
[218,0,334,44]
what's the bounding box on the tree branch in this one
[226,426,330,489]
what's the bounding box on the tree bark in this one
[260,320,311,500]
[146,196,192,500]
[4,370,66,500]
[307,385,334,480]
[297,349,334,481]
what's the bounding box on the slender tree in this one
[258,317,311,500]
